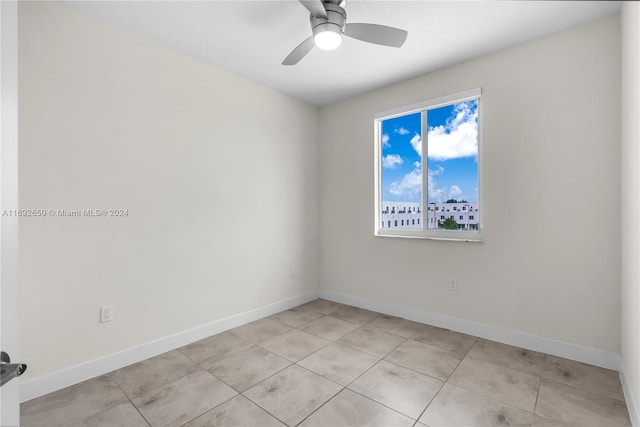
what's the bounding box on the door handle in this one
[0,351,27,387]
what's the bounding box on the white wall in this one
[18,2,319,380]
[319,16,621,353]
[621,1,640,422]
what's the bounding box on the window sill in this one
[374,230,483,242]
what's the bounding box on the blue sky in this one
[381,99,478,203]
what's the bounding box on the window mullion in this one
[421,110,428,231]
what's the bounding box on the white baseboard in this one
[20,291,319,403]
[318,289,621,370]
[620,365,640,427]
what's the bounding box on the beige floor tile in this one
[296,298,345,315]
[179,331,254,368]
[410,324,477,358]
[542,355,624,400]
[260,329,330,362]
[385,339,462,380]
[72,401,149,427]
[207,346,291,392]
[300,315,360,341]
[330,305,381,325]
[532,414,630,427]
[20,375,127,427]
[336,326,406,358]
[184,395,285,427]
[269,308,323,327]
[229,318,293,343]
[448,357,540,412]
[244,365,342,427]
[110,350,200,398]
[20,303,635,427]
[420,383,533,427]
[534,379,631,426]
[466,339,545,376]
[368,315,425,338]
[298,343,379,385]
[349,360,443,419]
[132,370,237,427]
[531,415,579,426]
[299,389,414,427]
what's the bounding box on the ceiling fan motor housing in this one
[310,2,346,37]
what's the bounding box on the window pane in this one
[425,100,478,231]
[380,112,422,229]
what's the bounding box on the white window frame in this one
[374,88,483,242]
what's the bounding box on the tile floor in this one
[21,299,632,426]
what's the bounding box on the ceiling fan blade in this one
[344,23,408,48]
[298,0,327,18]
[282,36,315,65]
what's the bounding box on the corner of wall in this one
[621,2,640,425]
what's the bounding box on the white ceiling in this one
[68,1,620,107]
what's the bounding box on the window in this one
[375,88,481,241]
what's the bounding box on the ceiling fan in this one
[282,0,408,66]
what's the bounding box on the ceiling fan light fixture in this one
[313,23,342,50]
[282,0,407,65]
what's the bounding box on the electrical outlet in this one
[289,265,295,277]
[100,305,113,323]
[449,279,458,291]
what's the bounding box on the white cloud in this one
[382,154,403,169]
[394,127,410,135]
[427,101,478,161]
[430,165,444,176]
[389,164,421,198]
[448,185,463,198]
[382,134,390,147]
[427,166,445,202]
[410,133,422,156]
[388,164,470,203]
